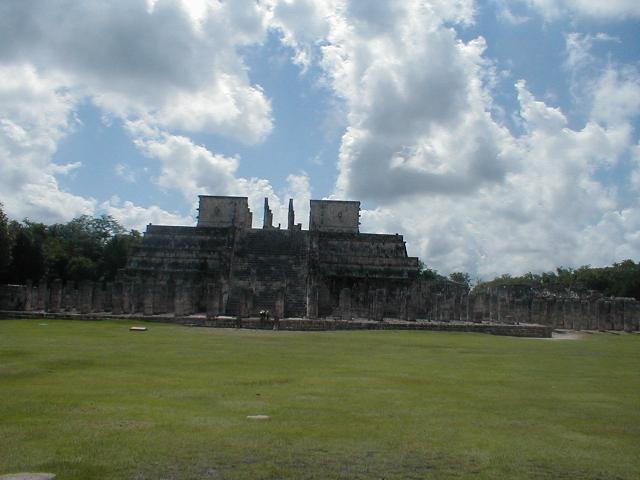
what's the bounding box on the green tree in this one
[8,221,46,284]
[102,230,142,280]
[0,203,11,281]
[449,272,471,290]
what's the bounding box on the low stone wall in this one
[0,310,552,337]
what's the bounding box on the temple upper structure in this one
[124,195,421,319]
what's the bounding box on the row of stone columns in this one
[2,280,639,330]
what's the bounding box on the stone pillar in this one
[92,284,104,312]
[132,282,144,314]
[153,281,167,314]
[36,282,47,311]
[624,299,639,331]
[339,287,352,320]
[600,300,613,330]
[612,299,625,331]
[406,292,417,322]
[49,279,63,313]
[121,283,132,314]
[104,283,113,312]
[24,281,34,311]
[143,283,154,316]
[206,283,220,319]
[275,289,285,319]
[373,289,385,322]
[238,289,252,318]
[306,284,318,319]
[174,283,188,317]
[112,282,123,315]
[79,281,93,314]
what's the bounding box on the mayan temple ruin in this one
[1,194,639,335]
[122,195,422,320]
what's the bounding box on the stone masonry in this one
[0,195,638,331]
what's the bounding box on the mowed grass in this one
[0,320,639,480]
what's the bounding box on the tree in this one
[8,222,46,284]
[417,260,443,281]
[449,271,471,290]
[0,203,11,282]
[102,230,142,280]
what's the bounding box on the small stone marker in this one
[246,414,270,420]
[0,474,56,480]
[129,326,147,331]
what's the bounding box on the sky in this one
[1,0,639,280]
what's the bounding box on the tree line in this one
[0,203,141,285]
[420,260,640,301]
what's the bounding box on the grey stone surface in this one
[0,473,56,480]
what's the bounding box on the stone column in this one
[92,284,104,312]
[624,299,639,331]
[79,281,93,314]
[36,282,47,311]
[143,282,154,316]
[339,287,352,320]
[613,299,625,331]
[238,289,252,318]
[275,289,285,319]
[306,284,318,319]
[174,283,186,317]
[24,281,34,311]
[132,282,144,314]
[49,279,63,313]
[112,282,124,315]
[153,281,167,314]
[206,283,220,319]
[121,283,132,314]
[373,289,385,322]
[104,283,113,312]
[600,300,612,330]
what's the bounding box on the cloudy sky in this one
[1,0,639,279]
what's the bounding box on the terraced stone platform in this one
[0,311,553,338]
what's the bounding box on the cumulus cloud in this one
[0,64,94,222]
[521,0,640,19]
[100,196,193,232]
[0,0,274,143]
[0,0,278,225]
[273,1,510,202]
[124,119,312,229]
[356,72,639,278]
[271,0,640,277]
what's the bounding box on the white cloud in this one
[0,0,273,142]
[271,1,640,277]
[0,64,94,222]
[522,0,640,19]
[100,197,193,232]
[360,79,638,278]
[590,67,640,126]
[0,0,275,222]
[114,163,136,183]
[124,119,313,229]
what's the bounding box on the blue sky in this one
[1,0,639,279]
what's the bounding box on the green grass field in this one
[1,320,639,479]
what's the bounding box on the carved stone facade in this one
[122,195,420,319]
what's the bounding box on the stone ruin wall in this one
[2,196,638,331]
[2,280,638,331]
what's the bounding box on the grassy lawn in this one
[1,320,639,479]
